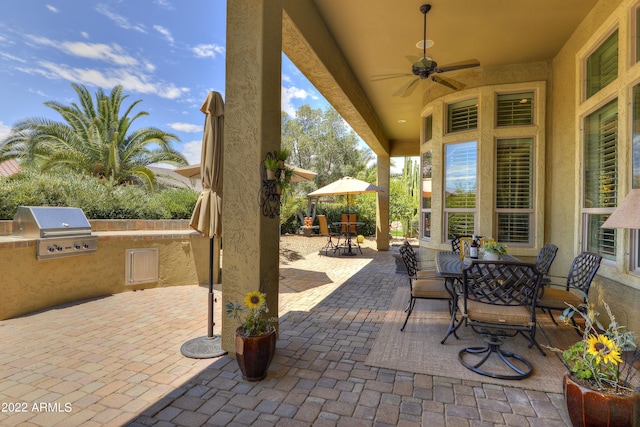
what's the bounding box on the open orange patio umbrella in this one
[180,91,227,359]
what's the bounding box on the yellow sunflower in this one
[586,334,623,365]
[244,291,265,310]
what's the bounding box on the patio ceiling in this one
[283,0,598,157]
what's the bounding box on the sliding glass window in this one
[583,99,617,260]
[445,141,477,239]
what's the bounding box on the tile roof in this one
[0,159,20,177]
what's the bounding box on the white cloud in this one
[26,35,138,66]
[191,44,225,59]
[35,61,189,99]
[169,122,201,133]
[0,52,27,63]
[46,5,58,13]
[80,32,89,39]
[153,25,174,44]
[154,0,173,10]
[181,139,202,165]
[281,86,309,116]
[0,121,11,142]
[95,3,146,33]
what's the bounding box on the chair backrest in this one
[566,252,602,295]
[349,214,357,233]
[535,243,559,275]
[340,213,357,233]
[462,261,543,309]
[317,215,329,235]
[451,235,482,253]
[398,241,418,279]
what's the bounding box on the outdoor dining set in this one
[398,236,602,380]
[316,213,364,256]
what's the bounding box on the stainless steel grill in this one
[13,206,98,259]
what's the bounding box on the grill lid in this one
[13,206,92,238]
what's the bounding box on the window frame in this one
[494,137,535,246]
[446,98,478,134]
[584,28,619,100]
[581,98,618,261]
[444,140,478,240]
[495,92,535,127]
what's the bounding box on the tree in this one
[280,104,373,230]
[0,84,187,190]
[281,104,371,189]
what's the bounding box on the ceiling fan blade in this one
[405,55,421,64]
[436,59,480,73]
[371,73,414,81]
[432,75,466,91]
[395,78,421,98]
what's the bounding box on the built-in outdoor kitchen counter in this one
[0,216,210,320]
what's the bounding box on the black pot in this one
[234,327,276,381]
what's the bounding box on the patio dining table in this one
[332,221,364,256]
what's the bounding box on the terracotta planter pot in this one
[563,374,639,427]
[234,327,276,381]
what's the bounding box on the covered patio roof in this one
[283,0,598,156]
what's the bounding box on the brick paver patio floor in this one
[0,243,571,426]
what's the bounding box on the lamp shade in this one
[601,189,640,229]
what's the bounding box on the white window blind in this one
[424,115,432,142]
[496,93,534,126]
[586,30,618,99]
[583,99,618,260]
[447,99,477,133]
[496,138,533,243]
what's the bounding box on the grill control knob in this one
[83,243,90,249]
[48,246,55,253]
[56,245,63,251]
[74,243,81,250]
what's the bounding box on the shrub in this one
[0,169,198,220]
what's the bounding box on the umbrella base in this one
[180,335,227,359]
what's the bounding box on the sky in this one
[0,0,330,166]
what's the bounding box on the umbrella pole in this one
[180,235,227,358]
[208,237,214,338]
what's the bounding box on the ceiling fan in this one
[373,4,480,97]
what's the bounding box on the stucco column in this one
[222,0,283,353]
[376,155,390,250]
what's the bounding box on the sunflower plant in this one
[225,291,275,337]
[548,301,638,394]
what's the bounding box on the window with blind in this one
[496,92,534,126]
[636,7,640,64]
[586,29,618,99]
[424,115,432,142]
[421,150,433,239]
[445,141,477,239]
[496,138,534,244]
[447,99,477,133]
[631,84,640,273]
[583,99,617,260]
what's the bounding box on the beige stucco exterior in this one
[416,0,640,333]
[215,0,640,350]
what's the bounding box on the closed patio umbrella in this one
[180,91,227,359]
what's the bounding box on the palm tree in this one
[0,84,187,189]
